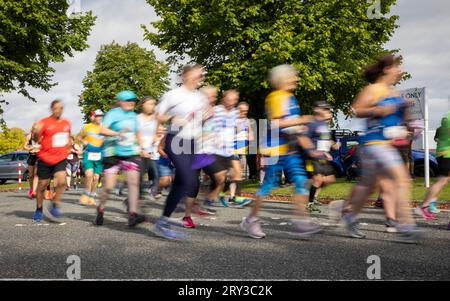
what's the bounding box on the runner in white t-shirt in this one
[153,64,208,240]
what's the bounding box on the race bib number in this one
[87,152,101,161]
[383,126,408,139]
[67,154,74,160]
[317,140,331,152]
[118,132,136,146]
[52,132,69,148]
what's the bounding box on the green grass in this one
[0,181,30,189]
[3,177,450,202]
[240,178,450,202]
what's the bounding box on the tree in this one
[79,42,170,119]
[0,0,96,122]
[144,0,399,118]
[0,127,26,154]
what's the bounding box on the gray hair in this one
[269,64,298,89]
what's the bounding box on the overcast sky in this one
[2,0,450,133]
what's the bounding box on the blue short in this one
[257,153,309,197]
[158,159,175,177]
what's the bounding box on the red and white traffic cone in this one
[18,161,22,191]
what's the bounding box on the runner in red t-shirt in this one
[33,100,71,222]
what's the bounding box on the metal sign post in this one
[424,88,430,188]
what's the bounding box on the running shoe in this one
[307,202,321,213]
[153,218,189,240]
[33,209,43,222]
[219,197,229,207]
[182,216,196,228]
[128,213,146,228]
[385,218,397,233]
[28,189,34,199]
[343,215,366,239]
[428,201,440,214]
[88,197,97,206]
[204,199,216,207]
[240,217,266,239]
[396,225,423,244]
[290,219,322,237]
[233,197,253,208]
[49,204,62,218]
[374,197,384,208]
[79,193,90,206]
[94,207,104,226]
[415,207,436,220]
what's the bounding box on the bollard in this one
[18,161,22,191]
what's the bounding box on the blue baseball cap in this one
[116,90,138,102]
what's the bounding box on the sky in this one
[2,0,450,133]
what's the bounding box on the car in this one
[330,130,438,180]
[412,149,439,177]
[0,151,30,184]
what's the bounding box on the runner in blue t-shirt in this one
[94,90,146,228]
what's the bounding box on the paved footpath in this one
[0,191,449,280]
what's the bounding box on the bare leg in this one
[249,195,264,218]
[208,170,227,201]
[388,164,414,225]
[422,176,449,207]
[66,168,72,188]
[184,197,195,217]
[125,170,140,214]
[92,174,100,195]
[32,172,39,194]
[36,179,51,209]
[84,169,94,194]
[52,171,67,205]
[28,166,35,190]
[229,160,242,198]
[99,172,118,210]
[293,193,309,218]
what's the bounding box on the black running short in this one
[37,159,67,180]
[437,157,450,177]
[27,154,38,166]
[312,160,335,176]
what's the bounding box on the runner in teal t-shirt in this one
[95,90,146,229]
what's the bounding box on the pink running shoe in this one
[27,189,34,199]
[415,207,436,220]
[182,216,196,228]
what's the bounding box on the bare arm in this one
[158,134,168,159]
[275,115,314,129]
[99,126,120,137]
[352,86,397,118]
[23,134,33,151]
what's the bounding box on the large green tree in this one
[0,127,26,154]
[144,0,399,118]
[79,42,170,119]
[0,0,96,120]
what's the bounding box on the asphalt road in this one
[0,190,449,280]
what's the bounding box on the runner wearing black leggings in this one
[153,64,208,239]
